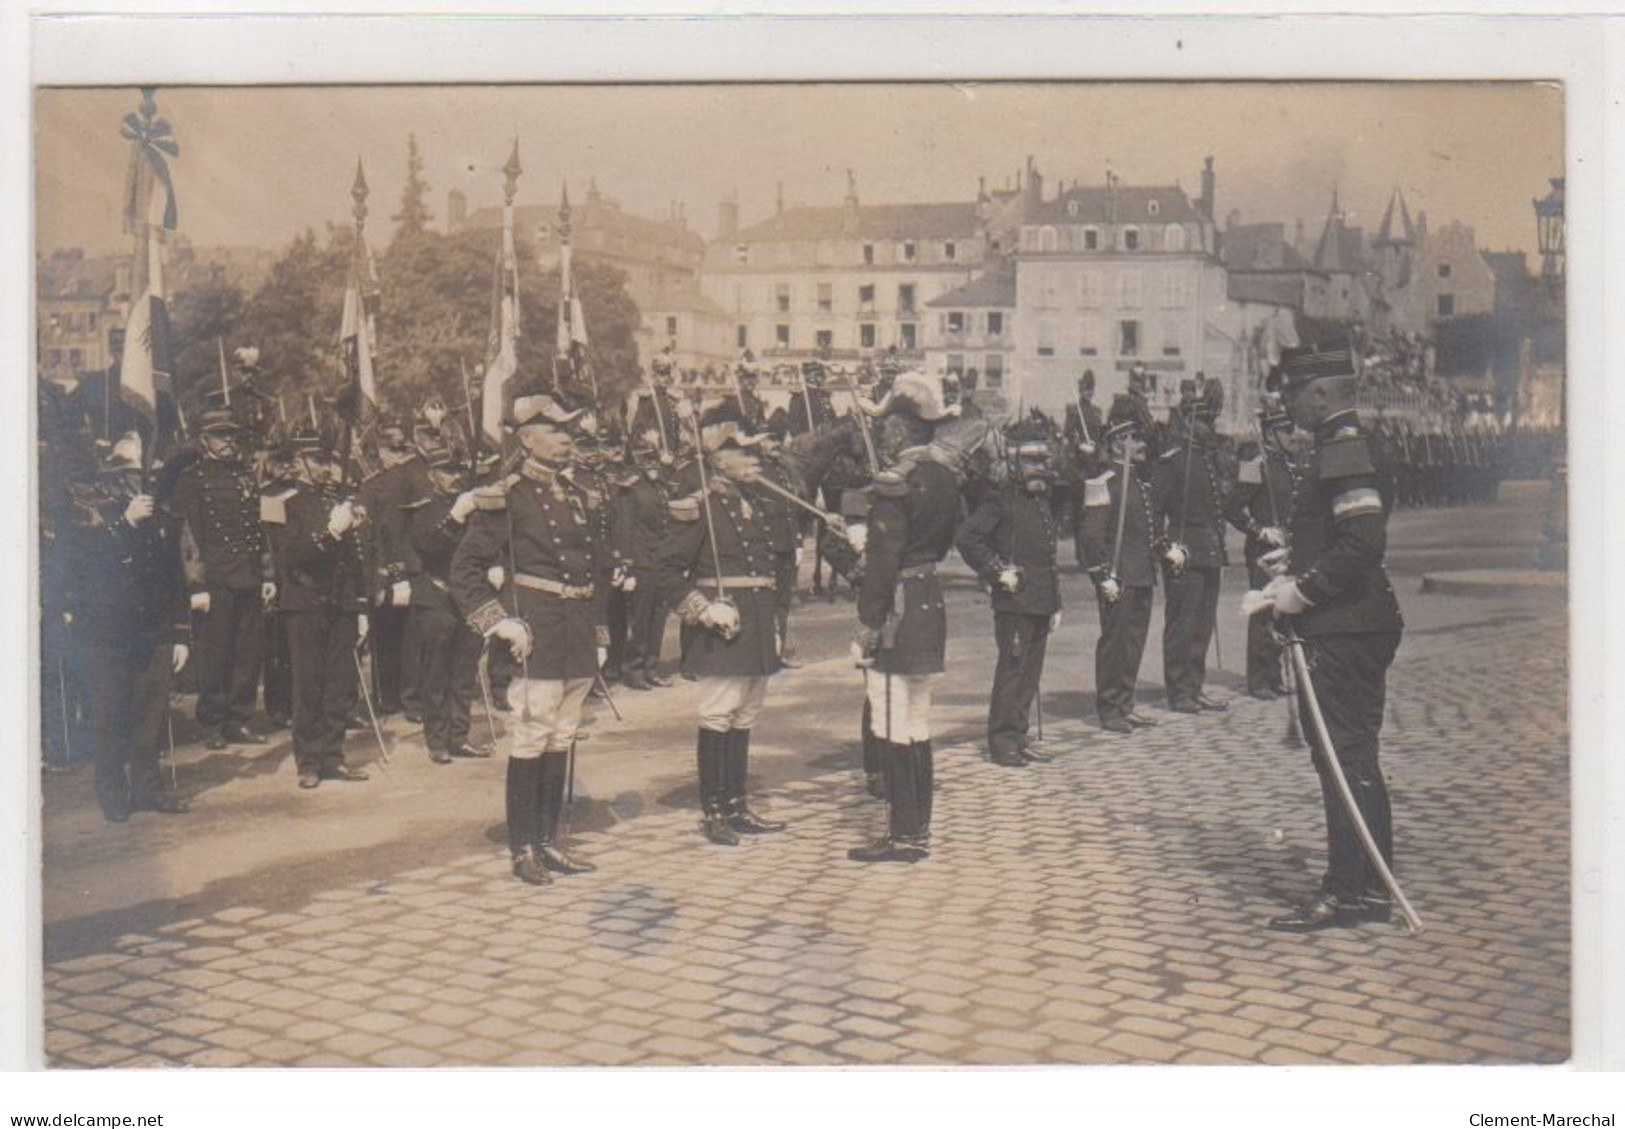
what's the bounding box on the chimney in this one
[1025,155,1043,207]
[1199,156,1216,219]
[843,169,861,236]
[717,193,739,240]
[446,188,467,232]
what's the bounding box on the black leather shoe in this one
[1267,891,1362,933]
[321,764,370,783]
[298,770,321,790]
[623,672,652,691]
[1248,687,1282,701]
[131,793,190,814]
[728,804,786,834]
[404,711,424,725]
[1127,712,1159,728]
[204,731,229,750]
[1019,744,1056,763]
[703,813,740,846]
[103,806,131,824]
[1100,717,1134,735]
[647,674,672,688]
[1195,693,1229,712]
[266,713,291,731]
[429,748,453,765]
[779,655,803,669]
[1357,891,1394,924]
[512,848,553,886]
[847,836,928,863]
[492,698,513,713]
[990,748,1027,767]
[223,725,268,745]
[539,844,596,874]
[451,743,492,759]
[864,771,887,800]
[1168,700,1202,715]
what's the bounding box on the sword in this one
[352,638,392,766]
[165,698,178,790]
[476,640,501,750]
[742,470,845,528]
[594,673,624,722]
[1108,439,1133,583]
[57,655,73,764]
[1282,629,1423,935]
[836,365,881,477]
[562,738,578,838]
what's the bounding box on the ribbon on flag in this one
[120,89,179,233]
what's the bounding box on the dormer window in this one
[1083,227,1100,251]
[1147,199,1161,217]
[1066,199,1080,218]
[734,244,749,264]
[1039,226,1059,253]
[901,240,917,263]
[1164,224,1188,252]
[944,240,957,261]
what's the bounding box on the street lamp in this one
[1533,177,1564,297]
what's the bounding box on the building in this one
[454,180,706,312]
[1006,161,1231,419]
[37,249,124,383]
[1366,189,1496,334]
[696,167,1031,366]
[1303,189,1381,324]
[637,283,734,371]
[923,258,1016,410]
[1221,221,1332,318]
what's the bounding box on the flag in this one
[339,232,380,419]
[118,147,175,431]
[481,196,521,444]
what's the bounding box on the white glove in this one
[357,613,370,642]
[1257,526,1288,549]
[171,643,190,674]
[1098,577,1122,605]
[1259,546,1291,577]
[391,580,412,606]
[123,494,156,526]
[842,523,868,554]
[1270,576,1313,617]
[700,600,742,638]
[487,565,507,591]
[1164,544,1190,572]
[1077,442,1097,459]
[261,581,277,607]
[795,546,804,568]
[491,616,532,660]
[327,500,356,537]
[189,591,211,614]
[450,491,478,522]
[996,567,1022,593]
[1049,610,1063,632]
[597,646,609,669]
[621,573,638,593]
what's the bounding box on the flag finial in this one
[503,140,522,206]
[558,181,572,242]
[352,158,369,227]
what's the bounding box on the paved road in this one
[40,482,1568,1066]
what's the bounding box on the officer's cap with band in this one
[698,400,769,452]
[198,388,242,435]
[1270,346,1358,394]
[1103,393,1152,444]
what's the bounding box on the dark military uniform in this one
[257,459,297,728]
[170,451,270,736]
[60,475,192,820]
[405,487,484,760]
[1224,440,1299,697]
[1279,407,1405,915]
[756,452,804,663]
[1154,423,1230,711]
[1079,456,1161,730]
[359,455,427,715]
[611,470,677,689]
[957,482,1060,764]
[264,482,370,782]
[1062,395,1105,553]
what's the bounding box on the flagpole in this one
[340,158,369,492]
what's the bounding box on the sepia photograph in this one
[26,64,1586,1084]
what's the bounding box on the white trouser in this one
[697,676,770,733]
[864,670,939,744]
[508,677,593,759]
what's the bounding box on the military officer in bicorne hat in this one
[848,370,965,862]
[659,400,788,847]
[61,434,193,821]
[169,390,275,749]
[261,423,373,790]
[1261,345,1405,932]
[451,390,606,886]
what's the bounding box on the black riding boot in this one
[910,739,934,853]
[861,700,886,800]
[727,729,785,834]
[698,729,738,846]
[506,757,550,885]
[848,742,925,862]
[537,747,595,874]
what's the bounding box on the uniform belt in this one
[698,575,776,591]
[898,562,938,580]
[514,573,595,600]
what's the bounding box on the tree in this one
[391,133,433,246]
[167,278,247,423]
[231,227,354,422]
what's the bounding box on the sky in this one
[35,82,1563,260]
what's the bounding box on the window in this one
[86,312,99,330]
[987,311,1005,337]
[901,240,917,263]
[1079,317,1100,357]
[860,323,877,349]
[1437,294,1456,318]
[1438,263,1452,279]
[1147,199,1161,217]
[1123,227,1141,251]
[46,349,61,366]
[944,241,957,262]
[1037,320,1056,357]
[899,284,916,315]
[666,316,679,337]
[1119,270,1143,308]
[863,243,875,265]
[1163,271,1189,308]
[984,353,1005,389]
[1118,320,1140,356]
[734,244,749,264]
[946,353,964,376]
[736,325,749,349]
[69,349,83,369]
[946,311,966,334]
[732,284,744,313]
[817,282,833,313]
[1164,224,1187,253]
[816,329,834,351]
[1084,227,1100,251]
[1020,227,1039,253]
[900,324,918,350]
[1040,226,1059,253]
[775,283,791,313]
[858,283,876,311]
[1067,200,1080,218]
[776,324,791,349]
[1080,272,1103,309]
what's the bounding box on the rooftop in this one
[732,201,981,243]
[926,263,1016,309]
[1027,183,1203,226]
